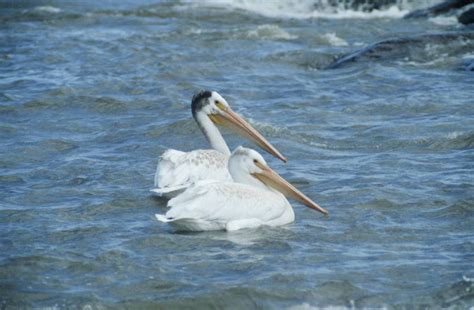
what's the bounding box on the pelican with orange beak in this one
[152,91,287,198]
[155,146,327,231]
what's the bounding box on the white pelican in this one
[155,146,328,231]
[152,91,287,198]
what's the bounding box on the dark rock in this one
[326,31,474,69]
[461,58,474,70]
[327,37,417,69]
[404,0,474,18]
[314,0,399,12]
[459,7,474,24]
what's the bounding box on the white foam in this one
[246,24,297,40]
[287,302,363,310]
[64,28,131,41]
[401,59,446,67]
[463,275,474,282]
[34,6,62,14]
[446,131,464,140]
[428,16,459,26]
[321,33,348,47]
[185,0,422,19]
[184,27,204,35]
[181,24,296,40]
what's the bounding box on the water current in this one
[1,0,473,308]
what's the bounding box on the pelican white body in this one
[156,147,327,232]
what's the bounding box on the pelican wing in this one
[156,181,294,231]
[152,149,232,198]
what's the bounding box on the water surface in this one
[1,0,473,308]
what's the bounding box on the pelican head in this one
[229,147,328,216]
[191,90,287,163]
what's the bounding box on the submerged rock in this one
[326,31,474,69]
[461,58,474,70]
[458,7,474,24]
[404,0,474,19]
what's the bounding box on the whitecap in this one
[34,6,62,14]
[287,302,360,310]
[184,27,204,35]
[446,131,464,140]
[428,16,459,26]
[321,33,348,47]
[186,0,412,19]
[461,52,474,60]
[246,24,297,40]
[463,275,474,282]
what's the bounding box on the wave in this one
[252,115,474,152]
[244,24,297,40]
[186,0,441,19]
[321,32,349,46]
[180,24,297,41]
[0,4,82,23]
[428,15,460,26]
[427,200,474,219]
[34,6,62,14]
[426,275,474,307]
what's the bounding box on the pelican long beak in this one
[252,162,328,215]
[210,108,287,163]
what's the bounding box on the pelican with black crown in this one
[152,91,287,198]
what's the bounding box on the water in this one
[1,0,473,308]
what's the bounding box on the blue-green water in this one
[1,0,473,308]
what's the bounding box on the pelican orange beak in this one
[251,162,328,216]
[209,107,287,163]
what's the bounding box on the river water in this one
[1,0,473,308]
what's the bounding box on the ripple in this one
[244,24,297,41]
[34,6,61,14]
[420,276,474,307]
[40,139,78,153]
[428,131,474,150]
[427,200,474,219]
[88,97,129,114]
[0,175,25,185]
[0,6,82,23]
[265,50,336,70]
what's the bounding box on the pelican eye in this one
[214,101,226,110]
[253,159,258,164]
